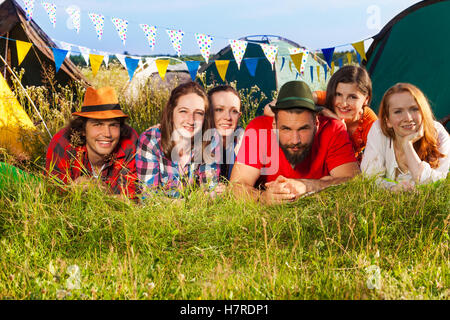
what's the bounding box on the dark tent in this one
[365,0,450,125]
[0,0,88,88]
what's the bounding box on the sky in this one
[19,0,422,57]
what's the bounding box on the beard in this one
[279,127,316,167]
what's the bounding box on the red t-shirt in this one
[236,115,357,184]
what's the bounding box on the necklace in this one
[89,160,105,179]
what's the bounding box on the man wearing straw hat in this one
[230,81,360,204]
[45,87,138,199]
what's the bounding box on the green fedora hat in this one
[273,81,316,111]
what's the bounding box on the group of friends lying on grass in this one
[39,66,449,204]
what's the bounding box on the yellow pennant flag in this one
[346,52,352,65]
[156,59,170,81]
[331,61,335,75]
[215,60,229,82]
[290,53,303,74]
[89,54,104,77]
[316,66,321,81]
[289,60,293,73]
[351,41,366,62]
[16,40,32,66]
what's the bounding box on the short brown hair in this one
[325,66,372,110]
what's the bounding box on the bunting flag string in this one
[16,40,33,66]
[185,60,200,81]
[24,0,35,21]
[89,54,104,77]
[244,58,258,77]
[52,48,68,73]
[140,24,157,50]
[195,33,214,64]
[215,60,229,81]
[166,29,184,57]
[155,59,170,81]
[88,13,105,40]
[41,2,56,28]
[260,44,278,70]
[66,6,80,33]
[111,17,128,46]
[229,39,247,70]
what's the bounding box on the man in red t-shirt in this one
[230,81,359,204]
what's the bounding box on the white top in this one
[361,120,450,187]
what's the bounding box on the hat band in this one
[277,96,314,105]
[80,103,122,113]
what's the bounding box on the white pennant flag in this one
[229,39,247,69]
[115,54,127,69]
[78,45,91,66]
[98,51,110,68]
[59,41,72,55]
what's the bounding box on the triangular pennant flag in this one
[89,13,105,40]
[289,60,293,73]
[316,66,321,81]
[321,47,335,68]
[244,58,258,77]
[98,51,109,68]
[16,40,32,66]
[124,57,139,81]
[66,6,80,33]
[52,48,68,73]
[215,60,229,82]
[140,24,157,50]
[111,18,128,46]
[195,33,214,64]
[78,46,90,66]
[229,39,247,70]
[310,66,314,82]
[323,64,328,81]
[185,60,200,81]
[351,41,366,62]
[280,57,285,71]
[356,52,361,65]
[166,29,184,57]
[346,52,352,65]
[155,59,170,81]
[89,54,104,77]
[338,58,343,68]
[24,0,35,21]
[290,53,304,74]
[260,43,278,70]
[331,61,335,75]
[41,2,56,28]
[115,54,127,69]
[59,41,72,55]
[289,47,309,74]
[295,72,299,80]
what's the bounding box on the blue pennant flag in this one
[338,58,343,68]
[280,57,285,71]
[125,57,140,81]
[356,51,361,65]
[295,72,299,80]
[185,60,200,81]
[52,48,68,73]
[323,64,328,81]
[310,66,314,82]
[321,47,335,68]
[244,58,258,77]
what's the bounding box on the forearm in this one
[402,142,424,181]
[299,176,354,194]
[230,182,261,202]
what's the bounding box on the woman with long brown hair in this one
[136,81,220,197]
[361,83,449,190]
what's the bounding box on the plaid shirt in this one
[45,126,139,199]
[136,127,220,197]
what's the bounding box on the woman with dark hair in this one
[136,81,220,197]
[361,83,449,190]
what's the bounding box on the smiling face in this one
[275,109,318,166]
[333,82,369,124]
[84,118,121,162]
[386,91,423,138]
[210,91,241,138]
[172,93,206,139]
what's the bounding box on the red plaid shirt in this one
[45,126,139,199]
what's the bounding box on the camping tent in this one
[0,70,36,156]
[0,0,88,87]
[198,35,328,113]
[365,0,450,123]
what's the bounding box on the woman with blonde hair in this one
[361,83,449,190]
